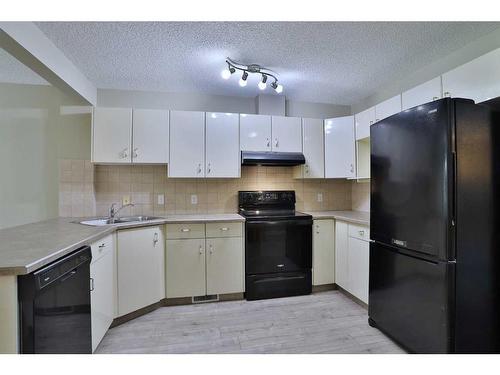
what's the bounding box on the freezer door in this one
[370,98,454,260]
[369,242,454,353]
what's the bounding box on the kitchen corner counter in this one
[305,210,370,226]
[0,214,245,276]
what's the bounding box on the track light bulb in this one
[239,71,248,87]
[221,64,236,80]
[258,75,267,90]
[275,84,283,94]
[221,69,231,80]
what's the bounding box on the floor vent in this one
[192,295,219,304]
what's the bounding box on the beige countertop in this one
[304,210,370,226]
[0,213,244,276]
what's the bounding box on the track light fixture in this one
[223,57,283,94]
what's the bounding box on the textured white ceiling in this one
[0,48,49,85]
[36,22,500,105]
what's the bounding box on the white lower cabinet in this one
[334,221,349,289]
[312,219,335,286]
[117,226,165,316]
[90,234,115,352]
[166,222,244,298]
[166,238,206,298]
[347,236,370,304]
[206,237,244,295]
[334,220,369,304]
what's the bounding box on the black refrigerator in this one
[369,97,500,353]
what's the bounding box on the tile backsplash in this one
[58,160,96,217]
[351,180,370,212]
[58,159,353,217]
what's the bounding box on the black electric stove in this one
[239,191,312,300]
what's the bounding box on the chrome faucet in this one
[109,202,135,223]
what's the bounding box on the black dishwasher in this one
[18,246,92,354]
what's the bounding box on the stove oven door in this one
[245,217,312,275]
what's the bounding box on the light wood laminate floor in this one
[96,290,405,354]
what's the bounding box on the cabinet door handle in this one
[132,147,138,158]
[375,118,380,122]
[266,138,270,147]
[197,163,202,174]
[350,164,354,173]
[120,148,129,158]
[207,163,211,174]
[444,91,451,97]
[209,244,213,254]
[199,246,203,255]
[359,230,365,236]
[369,120,373,125]
[274,138,279,147]
[432,96,439,101]
[90,277,94,292]
[220,227,229,231]
[153,232,159,245]
[181,228,191,232]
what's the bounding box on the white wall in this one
[0,22,97,105]
[97,88,351,119]
[352,27,500,113]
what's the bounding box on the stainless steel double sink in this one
[79,216,163,226]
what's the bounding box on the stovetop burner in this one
[238,191,312,220]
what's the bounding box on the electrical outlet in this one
[191,194,198,205]
[122,195,131,205]
[157,194,165,205]
[317,193,323,203]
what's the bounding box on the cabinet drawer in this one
[206,222,243,238]
[348,224,370,242]
[91,234,114,263]
[166,223,205,239]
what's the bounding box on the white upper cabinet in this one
[169,111,205,178]
[240,114,272,151]
[299,118,325,178]
[132,109,169,163]
[375,94,402,123]
[442,48,500,103]
[402,77,442,110]
[93,107,132,163]
[355,106,375,140]
[205,112,240,178]
[324,116,356,179]
[271,116,303,152]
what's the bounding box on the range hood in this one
[241,151,306,166]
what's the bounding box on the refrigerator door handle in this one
[452,151,457,225]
